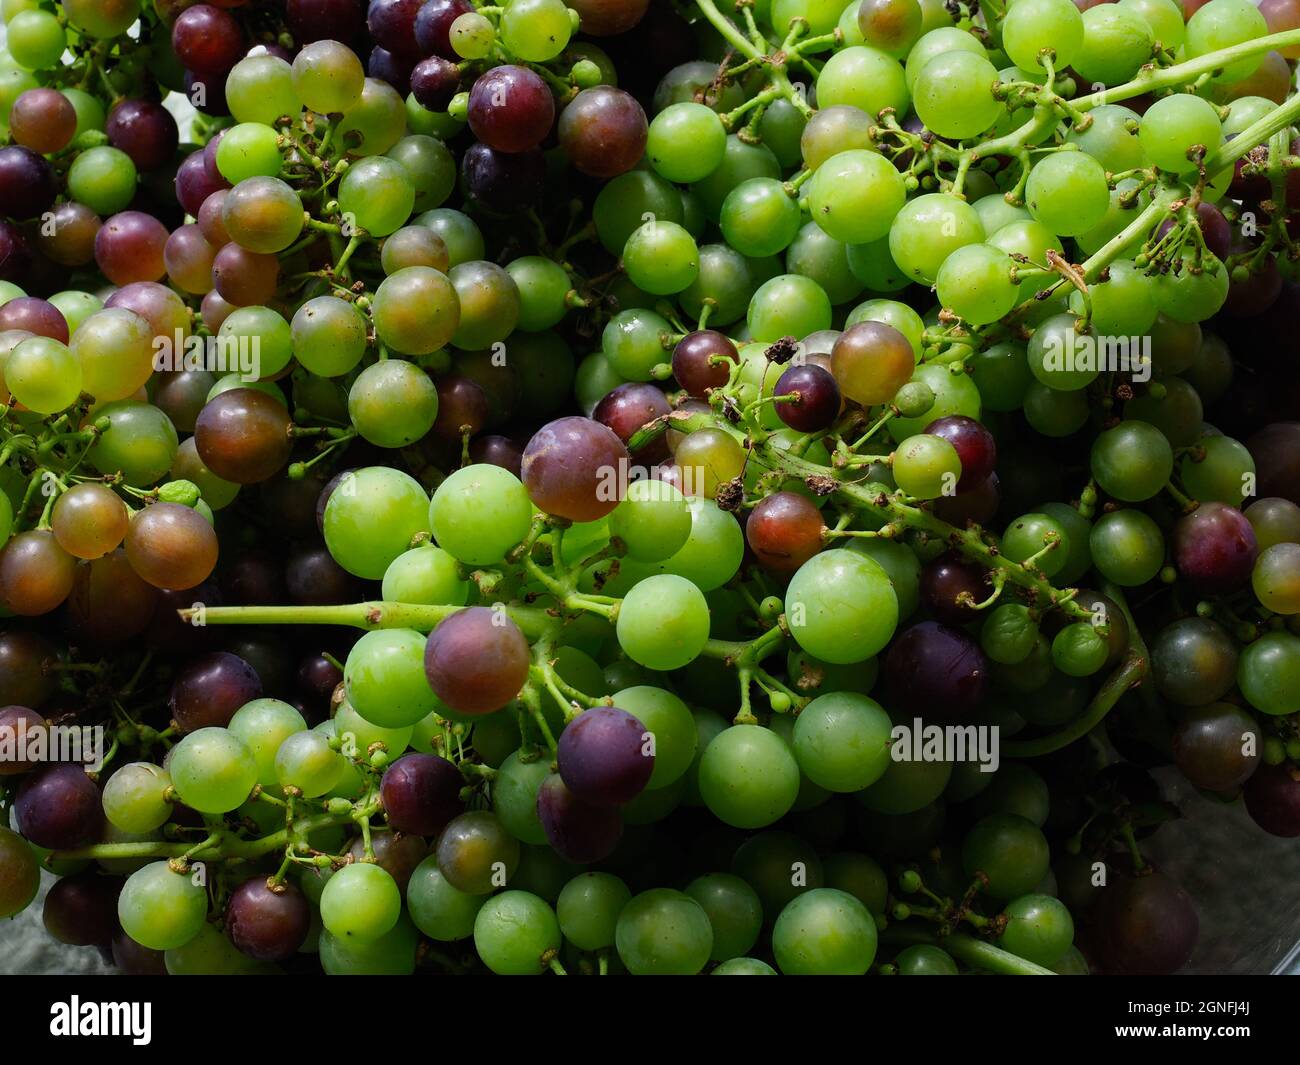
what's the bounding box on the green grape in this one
[319,916,419,975]
[935,244,1018,324]
[382,545,469,605]
[557,872,631,951]
[574,352,627,415]
[747,274,832,341]
[333,702,413,762]
[894,944,959,974]
[1002,0,1084,71]
[981,603,1040,664]
[1023,380,1089,436]
[720,178,801,258]
[1185,0,1269,83]
[987,219,1063,301]
[601,307,671,381]
[997,892,1074,966]
[408,857,487,940]
[336,77,406,156]
[449,260,520,349]
[1091,420,1174,501]
[291,296,369,378]
[348,359,439,448]
[846,299,924,357]
[969,341,1032,412]
[493,750,550,845]
[593,170,684,254]
[893,434,962,499]
[713,957,778,974]
[1222,95,1277,138]
[117,861,207,952]
[692,135,781,221]
[88,401,179,487]
[7,9,64,70]
[845,236,910,292]
[888,193,985,284]
[646,101,727,183]
[206,374,286,406]
[1118,0,1185,48]
[786,549,898,663]
[228,698,307,787]
[226,55,300,127]
[913,51,1002,139]
[345,628,440,730]
[857,753,951,813]
[684,873,762,961]
[274,730,344,797]
[1179,432,1254,506]
[1139,95,1223,174]
[615,685,697,789]
[1089,508,1165,585]
[1237,632,1300,715]
[5,336,81,414]
[904,27,987,92]
[219,306,293,378]
[215,123,284,183]
[506,256,571,333]
[1156,249,1228,323]
[1040,501,1093,582]
[472,890,560,975]
[1025,152,1109,237]
[890,361,981,437]
[323,467,431,579]
[680,243,755,326]
[338,156,416,238]
[698,725,800,829]
[772,0,849,34]
[615,889,713,975]
[772,888,877,975]
[807,149,907,245]
[165,922,267,975]
[450,12,495,59]
[622,220,699,295]
[64,0,139,38]
[371,265,462,353]
[416,208,486,266]
[758,96,807,167]
[430,463,532,566]
[1067,104,1146,172]
[607,478,691,562]
[846,538,920,619]
[102,762,173,834]
[1001,512,1071,577]
[786,222,864,306]
[961,813,1050,901]
[387,135,457,212]
[617,573,710,671]
[791,692,892,793]
[320,862,401,942]
[1027,313,1098,391]
[501,0,572,61]
[168,728,259,814]
[1074,5,1155,86]
[1051,621,1108,677]
[1068,259,1157,336]
[1253,543,1300,614]
[655,496,745,590]
[972,193,1031,236]
[50,291,103,336]
[814,45,910,116]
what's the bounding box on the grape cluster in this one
[0,0,1298,979]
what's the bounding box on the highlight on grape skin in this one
[0,0,1295,983]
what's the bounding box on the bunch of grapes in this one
[0,0,1299,979]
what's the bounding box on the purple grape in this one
[380,753,465,837]
[468,434,525,477]
[1244,763,1300,837]
[287,0,366,44]
[592,381,671,462]
[226,877,311,960]
[0,146,56,220]
[467,66,555,154]
[43,873,123,947]
[919,550,990,624]
[15,763,104,850]
[537,773,624,862]
[460,144,545,213]
[368,46,416,95]
[885,620,988,720]
[106,99,181,172]
[1090,868,1198,975]
[933,472,1000,526]
[774,364,841,432]
[924,414,997,490]
[410,56,461,111]
[169,651,263,733]
[368,0,426,57]
[556,705,654,807]
[414,0,472,57]
[1172,502,1258,595]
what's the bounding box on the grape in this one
[1244,764,1300,836]
[118,861,208,951]
[773,888,877,975]
[169,727,259,813]
[169,652,262,734]
[1173,502,1258,595]
[1090,508,1165,586]
[615,888,713,975]
[1238,632,1300,716]
[275,730,344,797]
[226,877,310,961]
[319,915,419,975]
[645,102,726,184]
[893,434,963,500]
[407,856,485,940]
[785,548,899,664]
[936,245,1018,325]
[1003,0,1084,71]
[536,772,624,861]
[886,620,988,719]
[436,810,520,894]
[226,698,306,787]
[698,725,800,829]
[622,220,699,296]
[962,813,1050,901]
[102,763,173,834]
[1186,0,1269,82]
[556,872,631,951]
[172,4,244,75]
[998,893,1074,967]
[9,88,76,154]
[889,193,985,285]
[42,872,121,946]
[807,150,906,246]
[430,463,532,565]
[558,86,647,178]
[15,763,103,849]
[914,51,1002,140]
[424,607,530,715]
[746,491,826,573]
[1091,869,1198,975]
[1026,152,1110,237]
[320,861,401,942]
[472,890,561,975]
[293,40,365,115]
[1140,95,1224,175]
[521,416,629,522]
[1074,5,1155,86]
[554,705,652,807]
[0,530,75,616]
[747,273,832,343]
[322,467,430,580]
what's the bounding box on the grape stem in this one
[880,925,1056,976]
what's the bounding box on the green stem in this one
[880,926,1056,975]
